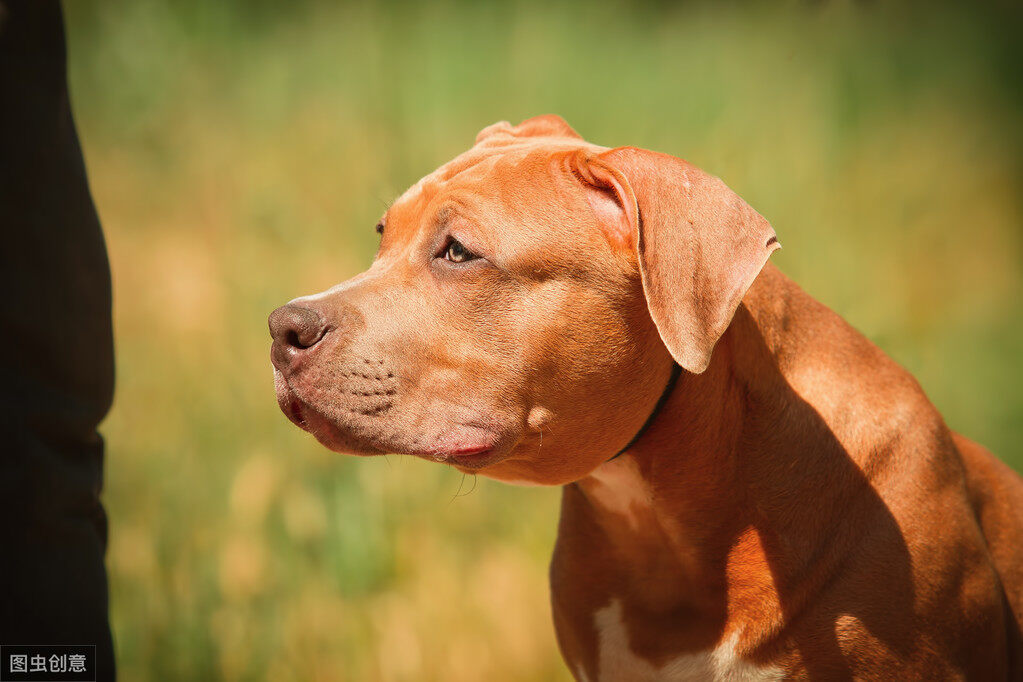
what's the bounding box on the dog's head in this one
[270,115,778,485]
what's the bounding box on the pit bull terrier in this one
[269,115,1023,680]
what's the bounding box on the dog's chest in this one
[569,599,783,682]
[559,462,784,681]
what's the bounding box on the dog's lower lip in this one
[448,447,491,459]
[441,447,496,466]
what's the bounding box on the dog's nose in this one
[269,304,329,368]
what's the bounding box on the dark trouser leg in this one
[0,2,115,680]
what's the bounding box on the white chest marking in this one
[583,600,784,682]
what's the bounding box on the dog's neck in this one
[571,266,866,644]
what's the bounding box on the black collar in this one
[607,361,683,461]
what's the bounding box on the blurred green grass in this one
[63,1,1022,680]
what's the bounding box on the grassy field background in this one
[63,1,1021,680]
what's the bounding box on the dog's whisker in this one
[449,472,468,505]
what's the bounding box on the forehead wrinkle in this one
[408,138,600,216]
[439,150,559,236]
[432,191,481,223]
[433,137,591,186]
[410,188,498,259]
[421,190,491,240]
[433,144,520,182]
[385,138,617,271]
[392,154,498,229]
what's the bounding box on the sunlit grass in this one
[64,1,1021,679]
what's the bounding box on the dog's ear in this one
[575,146,780,373]
[476,115,582,145]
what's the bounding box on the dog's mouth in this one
[274,370,511,470]
[276,383,385,455]
[438,446,504,470]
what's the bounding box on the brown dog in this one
[269,115,1023,680]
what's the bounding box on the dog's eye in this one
[443,239,478,263]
